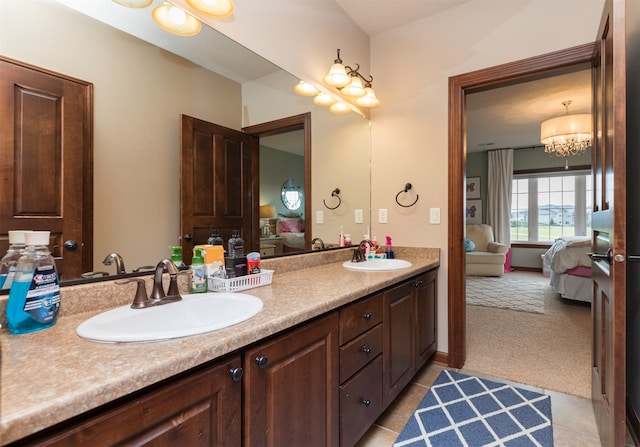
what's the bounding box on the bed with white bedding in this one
[543,236,592,303]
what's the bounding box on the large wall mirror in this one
[0,0,371,284]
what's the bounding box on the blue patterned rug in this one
[394,370,553,447]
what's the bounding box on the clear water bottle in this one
[228,229,244,258]
[207,229,224,246]
[0,230,28,290]
[6,231,61,334]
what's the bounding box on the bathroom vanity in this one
[0,248,439,446]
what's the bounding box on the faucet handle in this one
[116,278,149,309]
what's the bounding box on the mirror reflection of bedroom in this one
[463,68,593,400]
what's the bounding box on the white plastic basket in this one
[208,269,274,293]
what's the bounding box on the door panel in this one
[0,57,93,280]
[592,1,627,444]
[180,115,258,264]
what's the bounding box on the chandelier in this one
[540,100,592,158]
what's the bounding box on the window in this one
[510,171,592,243]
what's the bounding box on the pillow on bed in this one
[278,219,303,233]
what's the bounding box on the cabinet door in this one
[415,269,437,369]
[18,355,243,447]
[382,282,415,407]
[244,312,340,447]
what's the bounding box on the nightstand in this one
[260,237,283,256]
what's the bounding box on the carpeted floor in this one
[465,271,592,399]
[466,275,546,314]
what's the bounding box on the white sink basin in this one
[77,292,263,343]
[343,259,412,271]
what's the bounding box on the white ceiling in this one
[58,0,593,153]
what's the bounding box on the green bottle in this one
[189,248,207,293]
[169,246,185,269]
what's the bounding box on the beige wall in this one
[1,0,241,271]
[369,1,605,352]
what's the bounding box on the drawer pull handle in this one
[255,355,269,369]
[229,367,244,382]
[363,313,372,320]
[362,399,371,408]
[362,346,372,355]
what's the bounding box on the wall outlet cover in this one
[316,210,324,224]
[378,208,388,224]
[355,209,363,223]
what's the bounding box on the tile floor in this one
[355,361,609,447]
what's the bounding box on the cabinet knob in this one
[363,312,372,320]
[229,367,244,382]
[414,280,424,287]
[255,355,269,369]
[362,399,371,408]
[362,346,372,355]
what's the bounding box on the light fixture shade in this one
[324,63,351,87]
[152,2,201,36]
[186,0,234,18]
[540,113,592,157]
[329,102,351,114]
[112,0,153,7]
[340,76,366,98]
[294,81,319,96]
[313,92,336,106]
[259,205,277,219]
[355,87,380,107]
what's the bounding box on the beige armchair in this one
[465,224,508,276]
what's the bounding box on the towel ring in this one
[323,188,342,210]
[395,183,419,208]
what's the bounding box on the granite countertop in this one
[0,248,439,445]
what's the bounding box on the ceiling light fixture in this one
[186,0,234,18]
[152,2,201,36]
[540,100,592,161]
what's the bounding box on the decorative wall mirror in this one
[281,179,303,211]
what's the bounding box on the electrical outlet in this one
[354,209,363,224]
[316,210,324,224]
[430,208,441,224]
[378,208,388,224]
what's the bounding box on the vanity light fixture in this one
[152,2,201,36]
[294,81,320,96]
[329,102,351,115]
[323,49,380,106]
[313,92,336,107]
[186,0,234,18]
[112,0,153,7]
[540,100,592,160]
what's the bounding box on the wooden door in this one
[382,281,415,407]
[180,115,258,263]
[243,312,340,447]
[591,0,627,445]
[0,57,93,280]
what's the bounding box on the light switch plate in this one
[316,210,324,224]
[430,208,441,224]
[378,208,388,224]
[354,209,363,223]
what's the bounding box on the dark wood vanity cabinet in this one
[383,269,437,407]
[14,354,243,447]
[243,312,340,447]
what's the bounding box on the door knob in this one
[588,248,613,265]
[183,234,193,242]
[63,240,79,251]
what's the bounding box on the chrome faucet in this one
[103,252,126,275]
[351,240,374,263]
[311,237,325,250]
[116,259,183,309]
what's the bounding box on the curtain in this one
[487,149,513,247]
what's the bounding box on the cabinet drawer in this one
[340,293,382,344]
[339,355,383,447]
[340,324,382,383]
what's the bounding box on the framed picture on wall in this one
[466,177,481,199]
[466,199,482,224]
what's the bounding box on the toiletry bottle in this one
[169,246,186,270]
[363,234,371,255]
[371,236,379,253]
[6,231,60,334]
[385,236,395,259]
[189,248,207,293]
[228,229,244,258]
[344,234,352,247]
[207,229,224,246]
[0,230,28,289]
[339,226,345,247]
